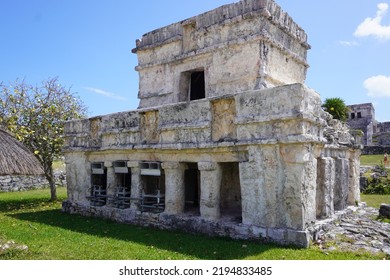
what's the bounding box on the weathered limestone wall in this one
[64,152,90,203]
[238,143,320,245]
[65,84,325,152]
[62,83,362,247]
[62,0,361,248]
[315,131,361,221]
[133,0,310,108]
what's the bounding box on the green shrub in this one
[363,178,390,195]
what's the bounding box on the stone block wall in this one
[133,0,310,109]
[347,103,375,146]
[0,172,67,193]
[346,103,390,147]
[372,132,390,146]
[377,122,390,133]
[62,0,361,248]
[362,145,390,155]
[0,175,47,192]
[63,84,361,247]
[65,84,326,151]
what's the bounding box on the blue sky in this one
[1,0,390,121]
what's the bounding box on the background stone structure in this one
[0,171,66,192]
[0,175,47,192]
[62,0,361,247]
[347,103,390,148]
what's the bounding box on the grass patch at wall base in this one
[0,188,387,260]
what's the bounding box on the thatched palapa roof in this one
[0,128,44,176]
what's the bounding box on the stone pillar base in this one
[198,162,222,221]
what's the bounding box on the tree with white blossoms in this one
[0,77,87,200]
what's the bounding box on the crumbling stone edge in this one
[62,200,390,254]
[63,200,312,248]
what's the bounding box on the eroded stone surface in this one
[62,0,362,248]
[310,204,390,256]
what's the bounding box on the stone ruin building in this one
[347,103,390,148]
[62,0,361,247]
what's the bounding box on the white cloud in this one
[364,75,390,97]
[339,40,359,47]
[354,3,390,40]
[83,87,128,101]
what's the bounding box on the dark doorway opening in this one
[190,71,205,101]
[184,163,200,215]
[220,162,242,223]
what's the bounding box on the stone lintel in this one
[127,161,140,168]
[161,162,187,170]
[198,161,219,171]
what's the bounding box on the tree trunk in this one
[48,176,57,201]
[44,162,57,201]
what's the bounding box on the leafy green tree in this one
[0,77,87,200]
[322,97,349,122]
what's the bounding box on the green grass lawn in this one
[0,187,387,260]
[361,193,390,208]
[360,154,387,166]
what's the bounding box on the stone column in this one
[334,158,350,211]
[64,152,90,203]
[104,161,115,198]
[239,144,319,230]
[348,150,361,205]
[128,161,142,210]
[239,146,268,227]
[198,161,222,221]
[279,144,318,230]
[316,157,335,219]
[162,162,187,215]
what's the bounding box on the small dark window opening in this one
[90,162,107,207]
[357,112,362,118]
[184,163,200,215]
[139,162,165,213]
[190,71,205,100]
[111,161,132,209]
[351,113,355,119]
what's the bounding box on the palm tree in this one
[322,97,349,122]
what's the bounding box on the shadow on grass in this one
[0,197,60,213]
[8,209,298,260]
